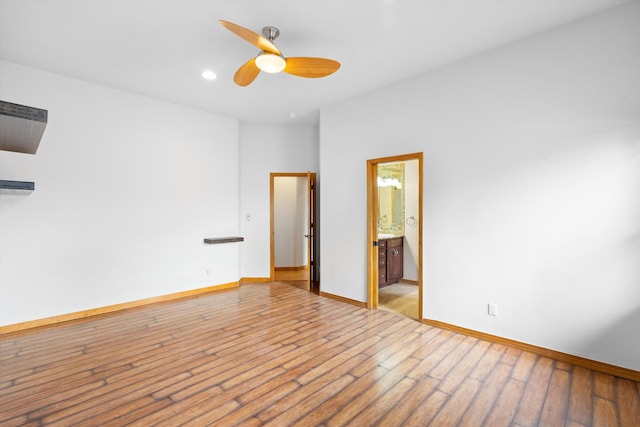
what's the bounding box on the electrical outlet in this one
[488,303,498,316]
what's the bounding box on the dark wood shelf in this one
[203,236,244,244]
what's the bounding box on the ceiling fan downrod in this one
[262,26,280,42]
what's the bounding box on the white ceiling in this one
[0,0,629,125]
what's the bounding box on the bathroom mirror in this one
[377,162,404,236]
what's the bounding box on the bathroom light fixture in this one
[255,53,286,73]
[377,176,402,189]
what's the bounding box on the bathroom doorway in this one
[366,153,423,320]
[270,172,318,293]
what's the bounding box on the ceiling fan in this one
[219,20,341,87]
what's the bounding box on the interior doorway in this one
[270,172,318,293]
[367,153,423,321]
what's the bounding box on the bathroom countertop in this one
[378,234,403,239]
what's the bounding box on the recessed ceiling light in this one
[201,70,217,80]
[289,112,297,119]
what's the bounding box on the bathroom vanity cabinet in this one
[378,236,403,287]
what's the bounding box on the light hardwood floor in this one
[379,282,419,320]
[1,282,638,426]
[274,268,308,291]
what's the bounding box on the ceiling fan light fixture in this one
[255,53,286,73]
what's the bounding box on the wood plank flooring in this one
[1,282,638,426]
[378,282,419,320]
[274,269,308,291]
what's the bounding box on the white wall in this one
[239,125,318,278]
[320,3,640,370]
[274,176,308,267]
[0,61,239,326]
[403,159,419,281]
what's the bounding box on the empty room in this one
[1,1,639,425]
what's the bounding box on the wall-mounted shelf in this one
[0,180,35,195]
[0,100,48,154]
[204,236,244,244]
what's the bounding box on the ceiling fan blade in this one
[234,58,261,86]
[283,57,341,78]
[219,20,280,55]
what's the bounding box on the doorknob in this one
[305,234,312,238]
